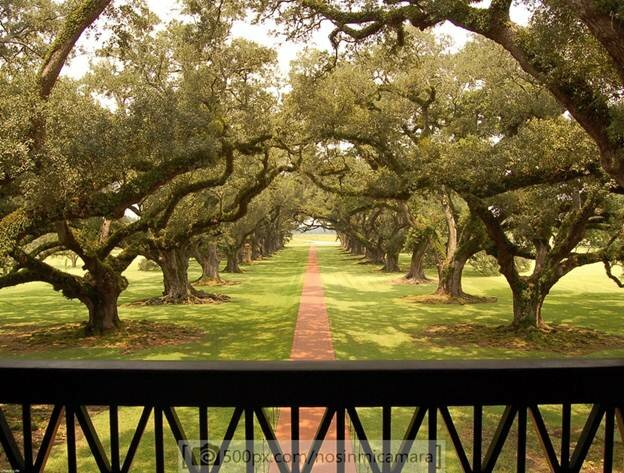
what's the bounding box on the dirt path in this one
[289,245,335,360]
[271,245,356,473]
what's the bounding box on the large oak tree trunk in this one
[158,247,197,301]
[134,246,229,305]
[339,233,349,251]
[264,235,281,256]
[194,243,222,285]
[432,206,484,301]
[510,281,548,329]
[265,236,280,255]
[82,270,126,336]
[262,239,270,257]
[223,248,243,273]
[242,243,253,264]
[84,290,120,335]
[251,243,262,261]
[405,239,430,282]
[382,252,401,272]
[351,239,364,255]
[436,256,469,298]
[365,247,385,265]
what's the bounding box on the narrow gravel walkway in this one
[271,245,356,473]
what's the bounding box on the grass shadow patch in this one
[419,322,624,355]
[0,320,203,355]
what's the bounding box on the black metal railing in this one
[0,359,622,473]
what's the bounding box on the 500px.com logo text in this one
[178,440,445,472]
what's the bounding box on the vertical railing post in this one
[382,406,391,473]
[428,407,437,473]
[292,407,300,473]
[561,403,571,471]
[603,406,614,473]
[473,405,482,473]
[337,407,345,473]
[110,405,120,473]
[66,405,77,473]
[154,407,164,473]
[245,408,255,473]
[22,404,33,471]
[516,406,527,473]
[200,406,209,473]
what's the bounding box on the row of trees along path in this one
[271,245,356,473]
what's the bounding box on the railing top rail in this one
[1,358,624,370]
[1,359,622,406]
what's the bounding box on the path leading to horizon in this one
[271,245,356,473]
[290,245,335,360]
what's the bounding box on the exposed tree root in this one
[403,293,497,305]
[193,277,240,287]
[393,277,434,285]
[130,291,231,306]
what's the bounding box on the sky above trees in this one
[64,0,531,81]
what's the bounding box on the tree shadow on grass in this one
[0,320,203,356]
[419,322,624,356]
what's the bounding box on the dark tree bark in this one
[405,237,430,282]
[365,247,385,264]
[237,246,244,263]
[251,242,263,260]
[268,236,280,255]
[194,242,223,285]
[242,243,253,264]
[338,232,348,250]
[153,246,229,303]
[382,252,401,272]
[432,194,484,300]
[509,280,549,328]
[435,250,473,298]
[52,220,134,335]
[81,267,126,335]
[223,248,243,273]
[159,247,195,301]
[488,240,553,328]
[340,234,364,255]
[134,244,228,304]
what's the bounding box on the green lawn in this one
[0,245,307,472]
[316,245,624,360]
[314,244,624,473]
[0,238,622,472]
[0,245,308,361]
